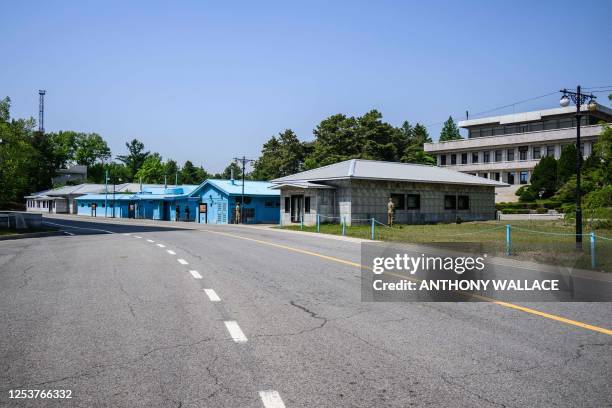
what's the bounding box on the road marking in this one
[146,239,155,243]
[224,321,248,343]
[259,390,286,408]
[190,270,202,279]
[43,221,114,234]
[134,236,142,239]
[123,233,130,236]
[157,243,166,248]
[177,258,189,265]
[167,250,176,255]
[203,288,220,301]
[202,229,612,337]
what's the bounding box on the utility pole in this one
[38,90,46,133]
[559,86,597,250]
[233,156,255,223]
[104,168,109,217]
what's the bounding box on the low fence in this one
[279,214,611,270]
[0,211,42,229]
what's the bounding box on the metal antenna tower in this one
[38,90,46,133]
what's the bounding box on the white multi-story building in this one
[424,104,612,202]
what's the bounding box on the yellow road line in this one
[202,228,612,336]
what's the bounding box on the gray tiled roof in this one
[272,159,507,187]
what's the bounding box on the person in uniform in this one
[235,203,241,224]
[175,205,180,222]
[387,197,395,226]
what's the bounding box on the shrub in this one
[536,208,548,214]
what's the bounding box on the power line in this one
[425,90,558,127]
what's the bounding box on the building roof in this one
[271,159,507,187]
[199,179,280,196]
[269,181,336,190]
[458,103,612,128]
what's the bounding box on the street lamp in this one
[559,85,597,250]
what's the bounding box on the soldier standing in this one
[387,197,395,226]
[235,203,241,224]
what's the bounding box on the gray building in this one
[271,159,505,226]
[51,164,88,185]
[424,104,612,202]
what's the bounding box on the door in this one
[290,195,303,223]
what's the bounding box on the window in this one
[284,197,290,213]
[483,151,490,163]
[472,152,479,163]
[458,196,469,210]
[480,173,488,178]
[507,149,515,161]
[504,125,517,135]
[461,153,468,164]
[80,203,84,207]
[529,122,543,132]
[406,194,420,210]
[495,150,502,162]
[519,146,528,160]
[469,128,481,138]
[440,155,447,166]
[494,172,501,181]
[304,197,311,213]
[390,193,405,210]
[507,172,515,185]
[444,195,456,210]
[520,171,529,184]
[533,146,541,159]
[451,154,457,165]
[518,124,529,133]
[543,119,557,130]
[546,145,555,157]
[580,143,585,155]
[481,128,492,137]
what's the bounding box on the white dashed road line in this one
[259,390,286,408]
[224,321,248,343]
[134,236,142,239]
[203,288,220,301]
[146,239,155,243]
[189,270,203,279]
[123,233,130,236]
[177,258,188,265]
[157,243,166,248]
[167,250,176,255]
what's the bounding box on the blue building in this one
[74,179,280,224]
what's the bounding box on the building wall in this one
[197,185,280,224]
[349,180,495,224]
[279,180,495,226]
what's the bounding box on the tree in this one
[134,153,166,184]
[165,159,179,184]
[252,129,307,180]
[439,116,462,141]
[0,97,40,208]
[557,144,578,185]
[221,162,243,180]
[48,130,78,168]
[116,139,150,181]
[252,136,282,180]
[307,113,360,167]
[401,122,435,164]
[74,133,111,167]
[359,110,403,162]
[527,156,558,198]
[181,160,209,184]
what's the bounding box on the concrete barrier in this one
[0,211,43,229]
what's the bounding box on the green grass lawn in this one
[281,220,612,271]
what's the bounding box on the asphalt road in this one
[0,215,610,407]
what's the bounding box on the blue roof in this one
[75,180,278,201]
[201,179,279,196]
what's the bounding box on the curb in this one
[0,231,64,241]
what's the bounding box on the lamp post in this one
[559,86,597,250]
[233,156,255,224]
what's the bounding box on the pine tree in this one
[439,116,462,141]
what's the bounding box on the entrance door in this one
[128,203,136,218]
[507,172,515,185]
[162,202,170,220]
[290,195,303,223]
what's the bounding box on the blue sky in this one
[1,0,611,172]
